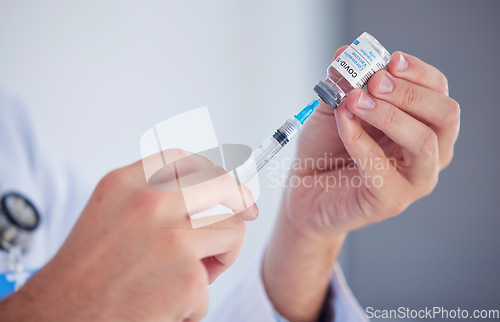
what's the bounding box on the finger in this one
[146,149,216,190]
[386,51,449,96]
[367,70,459,129]
[333,102,399,187]
[345,89,439,184]
[189,202,258,229]
[237,202,259,221]
[333,103,413,217]
[190,215,246,260]
[201,246,242,284]
[333,45,349,60]
[164,149,215,177]
[201,256,227,285]
[366,70,460,168]
[140,148,216,192]
[180,167,256,217]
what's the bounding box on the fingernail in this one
[398,53,408,71]
[253,203,259,218]
[346,110,355,119]
[379,75,394,94]
[357,92,376,109]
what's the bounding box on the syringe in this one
[234,99,319,184]
[190,100,319,221]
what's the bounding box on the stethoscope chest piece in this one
[0,192,40,252]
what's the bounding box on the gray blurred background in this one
[0,0,498,321]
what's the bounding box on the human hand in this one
[0,149,257,322]
[285,48,460,237]
[263,48,460,321]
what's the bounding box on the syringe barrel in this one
[191,109,312,224]
[235,118,301,184]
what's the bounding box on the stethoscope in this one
[0,190,40,291]
[0,191,40,253]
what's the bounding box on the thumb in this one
[333,102,398,190]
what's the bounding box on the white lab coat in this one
[0,91,367,321]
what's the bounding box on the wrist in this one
[0,261,93,322]
[0,281,51,322]
[263,206,346,321]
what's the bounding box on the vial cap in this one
[313,80,342,109]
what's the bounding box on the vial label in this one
[332,33,388,88]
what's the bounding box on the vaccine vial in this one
[314,32,391,109]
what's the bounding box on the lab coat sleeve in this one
[207,252,367,322]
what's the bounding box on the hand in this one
[287,48,460,236]
[0,149,257,322]
[263,48,460,321]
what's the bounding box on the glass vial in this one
[314,32,391,109]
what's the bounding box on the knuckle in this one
[419,129,439,157]
[444,99,461,127]
[441,73,449,95]
[129,191,166,220]
[400,83,417,109]
[382,105,398,129]
[100,168,129,189]
[350,128,364,144]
